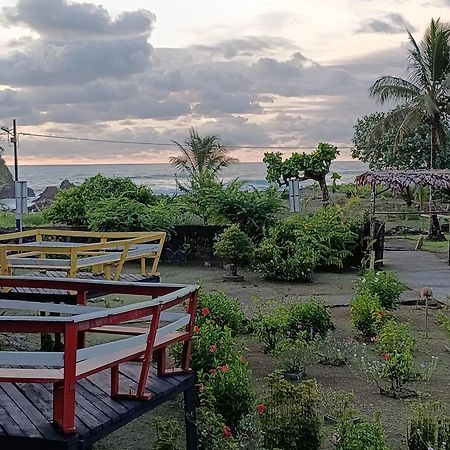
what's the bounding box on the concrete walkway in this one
[384,250,450,302]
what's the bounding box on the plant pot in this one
[283,370,305,381]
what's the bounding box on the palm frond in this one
[370,76,420,103]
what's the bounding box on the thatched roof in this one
[355,170,450,190]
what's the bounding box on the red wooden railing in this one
[0,277,199,434]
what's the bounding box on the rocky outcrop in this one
[0,157,35,198]
[29,179,75,211]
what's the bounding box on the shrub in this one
[200,355,255,428]
[253,299,289,352]
[86,198,178,232]
[235,413,267,450]
[151,417,181,450]
[176,322,234,373]
[196,291,245,333]
[260,372,322,450]
[286,299,334,340]
[407,402,450,450]
[214,225,254,276]
[356,270,406,310]
[45,174,156,227]
[350,290,387,338]
[197,406,239,450]
[335,418,389,450]
[274,334,321,375]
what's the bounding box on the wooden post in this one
[69,248,77,278]
[184,385,198,450]
[53,324,77,434]
[181,291,199,372]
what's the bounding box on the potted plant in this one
[214,224,253,281]
[274,334,322,380]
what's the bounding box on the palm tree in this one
[169,128,239,179]
[370,18,450,239]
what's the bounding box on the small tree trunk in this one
[318,175,330,205]
[400,187,413,207]
[230,263,238,277]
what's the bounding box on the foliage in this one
[196,290,245,333]
[260,372,322,450]
[356,270,407,310]
[252,299,290,352]
[214,225,254,274]
[235,413,267,450]
[286,299,334,340]
[45,174,157,227]
[85,197,178,232]
[407,402,450,450]
[0,212,48,228]
[255,207,363,281]
[197,406,239,450]
[350,290,387,338]
[170,127,238,180]
[181,175,283,239]
[369,19,450,165]
[274,333,321,375]
[151,417,181,450]
[437,312,450,340]
[264,142,339,204]
[375,321,418,396]
[200,355,255,428]
[318,335,357,367]
[335,418,389,450]
[352,111,442,170]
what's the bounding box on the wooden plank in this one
[0,402,24,436]
[0,368,63,382]
[0,384,43,438]
[76,383,119,420]
[0,351,64,367]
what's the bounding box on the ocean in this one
[8,160,368,200]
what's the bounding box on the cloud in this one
[357,13,416,34]
[1,0,155,38]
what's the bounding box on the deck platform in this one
[0,271,160,303]
[0,364,195,450]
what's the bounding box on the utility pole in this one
[12,119,18,182]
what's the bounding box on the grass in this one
[399,234,450,252]
[0,212,48,229]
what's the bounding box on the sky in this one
[0,0,447,165]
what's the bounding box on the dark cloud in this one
[357,13,416,34]
[1,0,155,38]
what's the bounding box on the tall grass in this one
[0,212,48,229]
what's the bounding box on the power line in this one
[18,131,353,150]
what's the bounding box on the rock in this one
[30,179,75,211]
[0,157,35,198]
[60,179,75,190]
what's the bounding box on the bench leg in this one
[140,257,146,275]
[184,385,198,450]
[111,366,119,397]
[155,348,166,376]
[53,381,76,434]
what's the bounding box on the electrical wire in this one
[18,131,353,150]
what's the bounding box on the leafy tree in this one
[264,143,339,204]
[352,111,441,170]
[170,127,238,180]
[369,19,450,238]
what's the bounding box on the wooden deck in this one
[0,271,160,303]
[0,364,195,450]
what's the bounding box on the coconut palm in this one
[370,18,450,238]
[170,127,238,178]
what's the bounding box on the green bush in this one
[261,372,322,450]
[151,417,181,450]
[253,300,289,352]
[286,299,334,340]
[356,270,406,310]
[255,207,364,281]
[197,406,239,450]
[214,225,254,275]
[350,290,387,338]
[408,402,450,450]
[200,355,255,428]
[86,197,178,232]
[45,174,156,227]
[197,291,244,333]
[336,419,389,450]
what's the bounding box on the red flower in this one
[256,403,266,413]
[219,364,229,372]
[383,352,391,361]
[201,307,210,317]
[193,326,201,334]
[210,344,218,353]
[223,425,232,437]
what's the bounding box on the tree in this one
[264,143,339,205]
[369,19,450,239]
[352,112,443,170]
[170,127,238,180]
